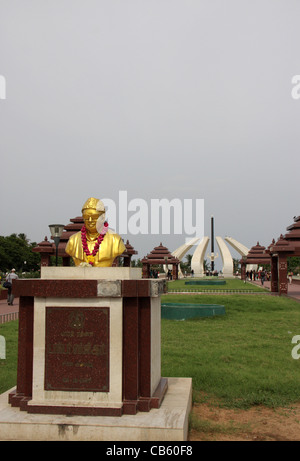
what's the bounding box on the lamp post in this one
[49,224,65,266]
[211,215,214,272]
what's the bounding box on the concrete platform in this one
[0,377,192,441]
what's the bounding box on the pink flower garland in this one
[81,221,109,265]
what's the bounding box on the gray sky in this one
[1,0,300,267]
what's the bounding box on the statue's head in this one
[82,197,105,234]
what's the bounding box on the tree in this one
[288,256,300,274]
[203,258,209,271]
[0,234,41,272]
[131,258,142,268]
[185,254,192,269]
[18,233,29,243]
[233,258,240,273]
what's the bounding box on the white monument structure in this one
[190,217,236,277]
[225,236,249,256]
[169,237,200,276]
[174,233,251,278]
[164,217,253,278]
[216,236,234,277]
[172,237,200,261]
[191,236,210,277]
[225,236,257,271]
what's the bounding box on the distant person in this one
[288,271,293,284]
[260,270,265,286]
[6,269,19,305]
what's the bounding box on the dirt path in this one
[189,401,300,441]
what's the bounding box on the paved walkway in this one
[250,280,300,302]
[0,297,19,316]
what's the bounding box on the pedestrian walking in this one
[5,269,19,305]
[260,269,265,286]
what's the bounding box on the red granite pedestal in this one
[8,268,168,417]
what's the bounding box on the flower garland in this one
[81,221,109,265]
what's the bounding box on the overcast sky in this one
[1,0,300,267]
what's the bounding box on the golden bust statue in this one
[65,197,126,267]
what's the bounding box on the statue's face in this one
[83,209,102,233]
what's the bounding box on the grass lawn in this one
[167,277,268,292]
[0,320,18,395]
[161,293,300,409]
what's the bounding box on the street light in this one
[49,224,65,266]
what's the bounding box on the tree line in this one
[0,233,41,273]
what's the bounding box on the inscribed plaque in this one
[45,306,109,392]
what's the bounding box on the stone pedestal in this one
[271,255,279,293]
[278,256,288,296]
[0,378,192,441]
[9,267,168,417]
[241,261,246,281]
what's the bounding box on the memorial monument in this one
[0,197,192,441]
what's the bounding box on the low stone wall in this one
[161,302,225,319]
[185,280,226,286]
